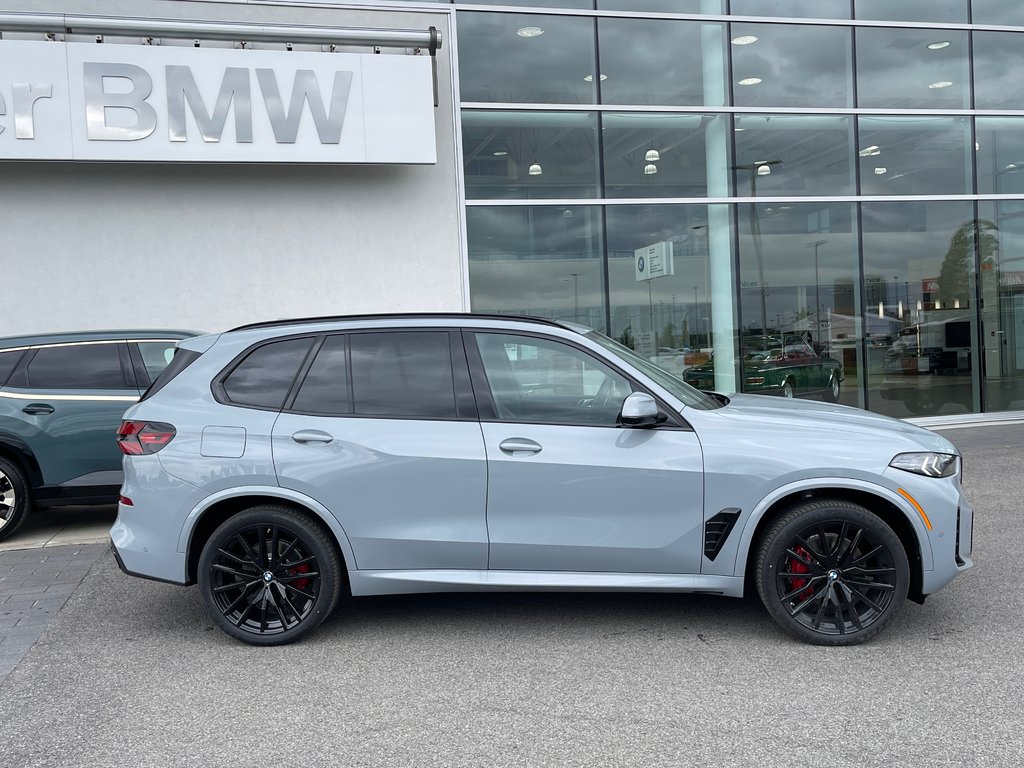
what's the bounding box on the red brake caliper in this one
[289,563,312,593]
[788,545,814,601]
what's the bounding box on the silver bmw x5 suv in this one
[111,314,974,646]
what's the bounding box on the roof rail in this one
[227,313,571,333]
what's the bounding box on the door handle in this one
[499,438,542,455]
[22,403,55,415]
[291,429,334,444]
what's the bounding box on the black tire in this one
[781,379,795,398]
[824,373,841,403]
[198,505,342,646]
[755,500,909,646]
[0,456,31,543]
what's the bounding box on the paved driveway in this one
[0,426,1021,768]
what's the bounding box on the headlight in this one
[889,452,959,478]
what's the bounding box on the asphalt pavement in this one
[0,424,1021,768]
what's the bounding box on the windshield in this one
[585,330,723,411]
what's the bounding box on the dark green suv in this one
[0,330,194,541]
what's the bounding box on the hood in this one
[699,394,956,454]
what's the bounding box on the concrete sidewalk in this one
[0,506,116,553]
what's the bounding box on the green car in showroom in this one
[684,334,844,401]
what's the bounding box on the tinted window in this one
[292,336,350,414]
[222,338,312,409]
[0,350,24,386]
[136,341,179,383]
[24,344,126,389]
[475,333,632,425]
[140,348,201,402]
[350,332,457,418]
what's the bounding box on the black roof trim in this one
[228,313,573,334]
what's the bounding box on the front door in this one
[469,331,705,575]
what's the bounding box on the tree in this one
[938,219,998,309]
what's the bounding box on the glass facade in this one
[453,1,1024,416]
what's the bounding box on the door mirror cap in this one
[618,392,667,428]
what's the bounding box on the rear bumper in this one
[110,502,189,584]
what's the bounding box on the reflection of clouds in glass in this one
[730,0,849,18]
[734,115,854,196]
[731,24,851,108]
[458,12,595,103]
[858,117,969,195]
[971,0,1024,25]
[973,32,1024,110]
[856,29,968,109]
[854,0,966,23]
[598,19,725,106]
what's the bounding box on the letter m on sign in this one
[256,69,353,144]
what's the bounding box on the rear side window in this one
[221,337,312,410]
[0,350,25,386]
[140,348,201,402]
[22,343,126,389]
[291,335,350,414]
[136,341,180,382]
[350,332,457,418]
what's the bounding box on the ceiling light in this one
[644,163,658,175]
[858,145,881,157]
[734,127,746,132]
[756,164,771,176]
[731,35,758,45]
[583,73,608,82]
[528,163,543,175]
[928,81,954,89]
[516,26,544,38]
[1007,163,1019,170]
[738,77,762,86]
[493,150,508,156]
[928,41,951,50]
[645,149,661,162]
[874,167,887,175]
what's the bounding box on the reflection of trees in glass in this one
[937,220,998,307]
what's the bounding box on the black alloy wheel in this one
[756,500,909,645]
[0,456,30,543]
[198,506,342,646]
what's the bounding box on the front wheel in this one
[755,500,909,645]
[0,457,31,543]
[823,373,841,403]
[198,505,342,646]
[781,379,795,398]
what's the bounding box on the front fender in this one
[177,485,359,572]
[728,477,935,577]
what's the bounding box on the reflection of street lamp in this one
[806,239,828,344]
[568,272,580,323]
[734,160,782,334]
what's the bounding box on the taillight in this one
[117,420,176,455]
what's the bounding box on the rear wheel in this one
[198,505,342,646]
[0,457,30,543]
[755,500,909,645]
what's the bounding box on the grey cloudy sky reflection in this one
[973,32,1024,110]
[856,28,969,109]
[730,24,852,108]
[458,13,596,104]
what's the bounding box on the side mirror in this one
[618,392,667,428]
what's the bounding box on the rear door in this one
[271,330,488,571]
[1,341,138,486]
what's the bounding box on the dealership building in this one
[3,0,1024,419]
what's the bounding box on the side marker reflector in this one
[897,488,932,530]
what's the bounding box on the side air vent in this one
[704,509,741,561]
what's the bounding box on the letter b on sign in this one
[83,63,157,141]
